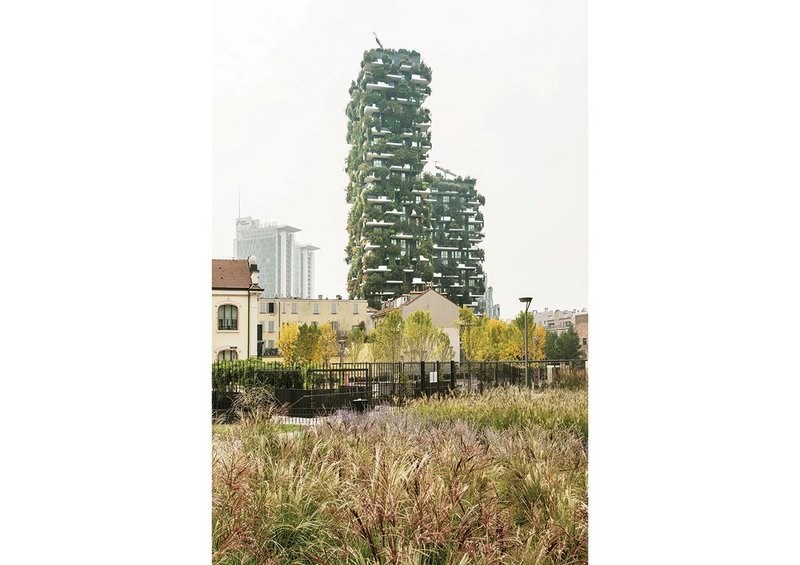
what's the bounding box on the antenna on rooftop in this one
[373,32,384,50]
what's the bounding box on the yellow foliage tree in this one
[277,322,300,364]
[315,323,339,363]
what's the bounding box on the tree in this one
[346,326,367,362]
[543,331,560,360]
[555,325,582,360]
[497,313,546,360]
[296,323,321,364]
[403,310,449,362]
[316,323,339,363]
[277,322,300,364]
[371,310,405,362]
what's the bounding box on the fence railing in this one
[212,359,587,424]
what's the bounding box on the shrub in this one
[212,360,304,391]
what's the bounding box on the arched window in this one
[217,349,238,361]
[218,304,238,330]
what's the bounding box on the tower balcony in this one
[410,74,429,85]
[364,104,379,115]
[418,122,431,131]
[386,73,403,81]
[399,63,412,71]
[364,58,384,71]
[365,219,395,227]
[366,81,393,92]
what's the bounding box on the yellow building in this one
[257,295,370,355]
[212,258,263,361]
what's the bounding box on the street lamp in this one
[519,297,533,388]
[337,335,348,387]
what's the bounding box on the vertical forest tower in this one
[344,48,433,308]
[345,47,486,310]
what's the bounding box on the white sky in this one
[213,0,587,318]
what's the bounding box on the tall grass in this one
[212,387,588,564]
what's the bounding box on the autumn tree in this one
[277,322,300,364]
[316,323,339,363]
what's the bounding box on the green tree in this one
[556,325,582,360]
[403,310,450,362]
[543,331,560,360]
[296,323,322,364]
[371,310,405,362]
[346,326,367,362]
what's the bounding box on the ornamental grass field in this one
[212,386,588,564]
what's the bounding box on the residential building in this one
[533,308,589,358]
[234,216,318,298]
[212,258,263,361]
[344,47,434,308]
[426,173,487,309]
[257,295,370,356]
[573,311,589,359]
[370,288,461,360]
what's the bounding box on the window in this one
[331,321,339,334]
[267,339,275,349]
[217,349,237,361]
[331,302,338,314]
[281,302,287,314]
[291,303,297,314]
[441,251,448,259]
[312,303,320,314]
[415,196,421,203]
[582,338,587,345]
[441,259,448,266]
[268,302,275,314]
[443,195,450,203]
[353,302,359,314]
[268,321,275,333]
[259,302,267,314]
[374,159,382,167]
[452,251,461,258]
[468,224,475,232]
[218,305,238,330]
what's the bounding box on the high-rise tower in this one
[426,173,487,309]
[344,48,434,308]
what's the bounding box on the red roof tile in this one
[212,259,263,291]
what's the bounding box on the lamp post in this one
[519,297,533,388]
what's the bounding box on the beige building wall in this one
[257,297,370,352]
[212,289,260,361]
[572,312,589,359]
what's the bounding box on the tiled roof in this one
[212,259,263,291]
[370,288,453,319]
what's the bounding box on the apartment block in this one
[344,47,434,308]
[234,216,318,299]
[256,296,370,355]
[426,172,487,309]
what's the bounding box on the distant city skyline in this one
[213,0,587,318]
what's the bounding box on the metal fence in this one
[212,359,587,425]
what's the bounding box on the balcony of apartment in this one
[385,280,403,284]
[393,232,413,239]
[401,131,414,138]
[457,263,477,270]
[365,219,395,227]
[410,74,429,85]
[366,81,393,92]
[384,208,404,216]
[386,73,403,81]
[365,265,390,273]
[399,63,413,72]
[364,104,379,115]
[390,163,412,171]
[364,242,381,250]
[378,152,394,159]
[417,122,431,131]
[464,208,477,215]
[370,126,393,136]
[364,58,384,71]
[366,195,390,204]
[385,141,403,148]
